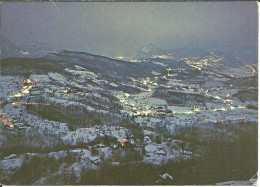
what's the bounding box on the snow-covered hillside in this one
[0,49,257,185]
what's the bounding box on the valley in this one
[0,48,258,185]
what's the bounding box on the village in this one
[0,51,257,137]
[1,58,256,139]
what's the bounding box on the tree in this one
[155,135,161,144]
[90,147,99,156]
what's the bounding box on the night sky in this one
[1,2,258,58]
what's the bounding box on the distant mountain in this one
[1,49,189,82]
[44,50,153,80]
[135,44,257,68]
[135,44,210,60]
[170,47,210,59]
[227,46,258,64]
[209,47,257,67]
[135,44,166,60]
[0,34,54,59]
[0,34,21,59]
[20,41,54,58]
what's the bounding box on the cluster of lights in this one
[119,140,128,147]
[1,115,14,129]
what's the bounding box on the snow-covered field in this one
[62,125,130,145]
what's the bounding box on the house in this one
[47,91,55,97]
[24,79,37,87]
